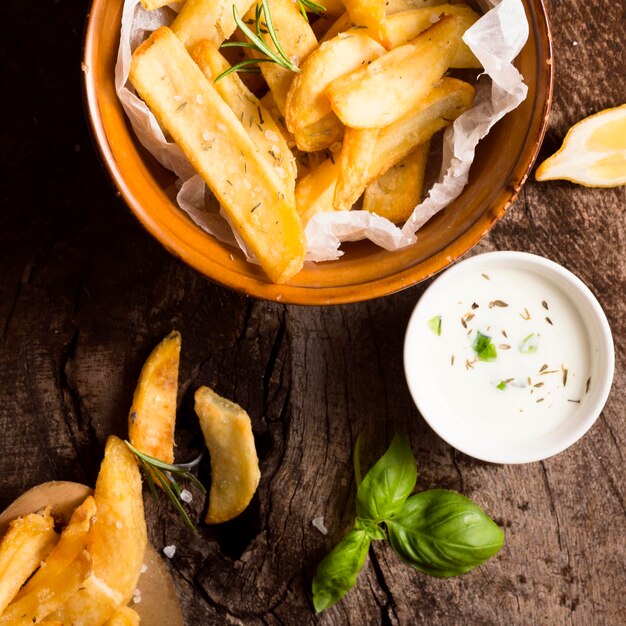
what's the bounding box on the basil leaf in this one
[355,517,387,541]
[312,529,370,612]
[356,433,417,522]
[387,489,504,577]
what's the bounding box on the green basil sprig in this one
[312,433,504,612]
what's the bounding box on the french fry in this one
[14,496,97,601]
[386,5,482,68]
[103,606,141,626]
[295,157,341,225]
[0,508,57,614]
[171,0,257,48]
[53,436,147,625]
[385,0,447,14]
[139,0,171,10]
[333,127,380,211]
[363,141,430,223]
[341,0,388,46]
[0,551,92,624]
[317,0,346,16]
[334,78,474,210]
[327,16,463,129]
[129,331,180,471]
[194,387,261,524]
[191,41,297,185]
[260,91,296,147]
[319,12,353,43]
[130,27,306,284]
[286,29,385,133]
[241,0,318,115]
[292,112,344,152]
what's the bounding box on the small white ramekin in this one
[403,251,615,464]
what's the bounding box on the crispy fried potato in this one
[319,12,353,43]
[54,436,147,625]
[363,140,430,223]
[341,0,388,46]
[327,16,463,128]
[334,78,474,209]
[139,0,170,10]
[317,0,346,16]
[286,29,385,133]
[385,0,447,14]
[241,0,318,115]
[130,27,306,284]
[386,5,482,68]
[15,496,96,601]
[195,387,261,524]
[0,508,57,614]
[296,157,341,224]
[171,0,257,48]
[0,551,91,624]
[103,606,141,626]
[334,127,380,210]
[260,91,296,147]
[292,112,344,152]
[129,331,180,468]
[191,41,297,185]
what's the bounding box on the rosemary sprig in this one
[216,0,301,82]
[124,440,206,532]
[297,0,327,21]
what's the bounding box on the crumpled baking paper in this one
[116,0,529,263]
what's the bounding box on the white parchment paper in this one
[115,0,529,262]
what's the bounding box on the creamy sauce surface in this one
[420,268,591,442]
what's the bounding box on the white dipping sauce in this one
[412,267,592,445]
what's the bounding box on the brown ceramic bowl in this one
[83,1,553,305]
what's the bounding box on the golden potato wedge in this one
[319,12,353,43]
[363,140,430,223]
[241,0,318,115]
[316,0,345,16]
[333,127,380,211]
[334,78,474,210]
[130,27,306,284]
[195,387,261,524]
[296,157,341,224]
[327,16,463,128]
[103,606,141,626]
[385,0,447,14]
[15,496,96,601]
[191,41,297,185]
[386,5,482,68]
[171,0,257,48]
[54,436,147,625]
[0,508,57,614]
[0,550,91,624]
[260,91,296,148]
[293,112,344,153]
[129,331,180,468]
[286,29,385,133]
[341,0,387,46]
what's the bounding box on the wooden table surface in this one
[1,1,624,624]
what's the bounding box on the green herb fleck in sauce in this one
[428,315,442,336]
[472,332,497,362]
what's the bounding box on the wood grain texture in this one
[0,0,624,624]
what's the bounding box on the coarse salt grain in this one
[140,563,148,574]
[264,129,280,142]
[180,489,193,503]
[115,521,123,529]
[196,94,204,104]
[163,545,176,558]
[312,516,328,535]
[429,14,440,23]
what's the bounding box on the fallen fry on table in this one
[0,508,57,614]
[129,330,180,473]
[53,436,147,625]
[195,386,261,524]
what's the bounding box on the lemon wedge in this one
[535,104,626,187]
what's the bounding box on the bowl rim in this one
[403,251,615,463]
[83,0,554,305]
